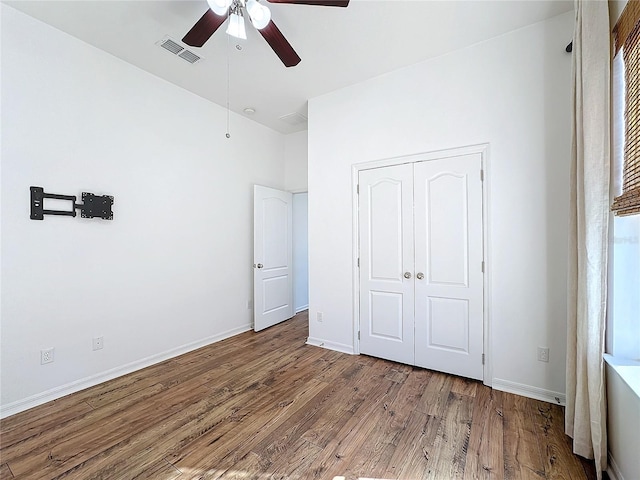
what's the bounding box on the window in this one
[608,2,640,364]
[611,1,640,216]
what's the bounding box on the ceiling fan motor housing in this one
[182,0,349,67]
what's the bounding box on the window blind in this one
[611,1,640,216]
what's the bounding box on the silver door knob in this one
[256,263,263,269]
[416,272,424,280]
[404,272,412,279]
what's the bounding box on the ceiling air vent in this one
[178,50,201,64]
[279,112,308,126]
[160,38,183,55]
[157,36,203,65]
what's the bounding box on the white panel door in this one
[358,164,415,365]
[413,154,484,380]
[254,185,293,332]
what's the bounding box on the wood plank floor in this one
[1,311,597,480]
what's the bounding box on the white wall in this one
[292,193,309,312]
[308,12,573,400]
[606,360,640,480]
[0,5,285,415]
[284,131,308,192]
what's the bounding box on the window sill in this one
[604,354,640,399]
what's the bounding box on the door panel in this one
[359,164,415,365]
[426,172,469,286]
[414,154,484,380]
[428,297,469,352]
[254,185,293,331]
[369,291,404,340]
[370,180,404,280]
[263,197,289,268]
[262,275,290,313]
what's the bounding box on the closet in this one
[358,152,484,380]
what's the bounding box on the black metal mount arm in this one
[30,186,114,220]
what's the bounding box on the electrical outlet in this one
[317,312,323,322]
[41,347,54,364]
[537,347,549,363]
[92,337,104,351]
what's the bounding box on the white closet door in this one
[413,154,484,380]
[358,164,415,365]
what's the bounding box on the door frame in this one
[351,143,493,386]
[292,191,309,314]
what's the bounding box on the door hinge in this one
[358,331,360,340]
[357,258,360,268]
[482,353,485,365]
[480,169,484,181]
[481,261,485,273]
[357,184,360,194]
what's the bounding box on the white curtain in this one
[565,1,610,478]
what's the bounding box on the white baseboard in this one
[492,378,566,406]
[295,305,309,314]
[306,337,355,355]
[0,324,251,419]
[607,451,624,480]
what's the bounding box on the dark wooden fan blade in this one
[182,9,226,47]
[258,20,301,67]
[266,0,349,6]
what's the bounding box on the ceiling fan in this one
[182,0,349,67]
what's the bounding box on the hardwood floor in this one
[1,311,596,480]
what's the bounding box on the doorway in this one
[293,192,309,313]
[253,187,309,332]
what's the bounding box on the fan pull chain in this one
[225,29,231,139]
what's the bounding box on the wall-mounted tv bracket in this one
[30,186,114,220]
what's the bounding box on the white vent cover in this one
[278,112,308,125]
[178,50,201,64]
[157,36,202,64]
[160,38,183,54]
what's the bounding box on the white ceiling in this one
[5,0,574,134]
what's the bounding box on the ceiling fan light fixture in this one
[226,11,247,39]
[207,0,231,16]
[246,0,271,29]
